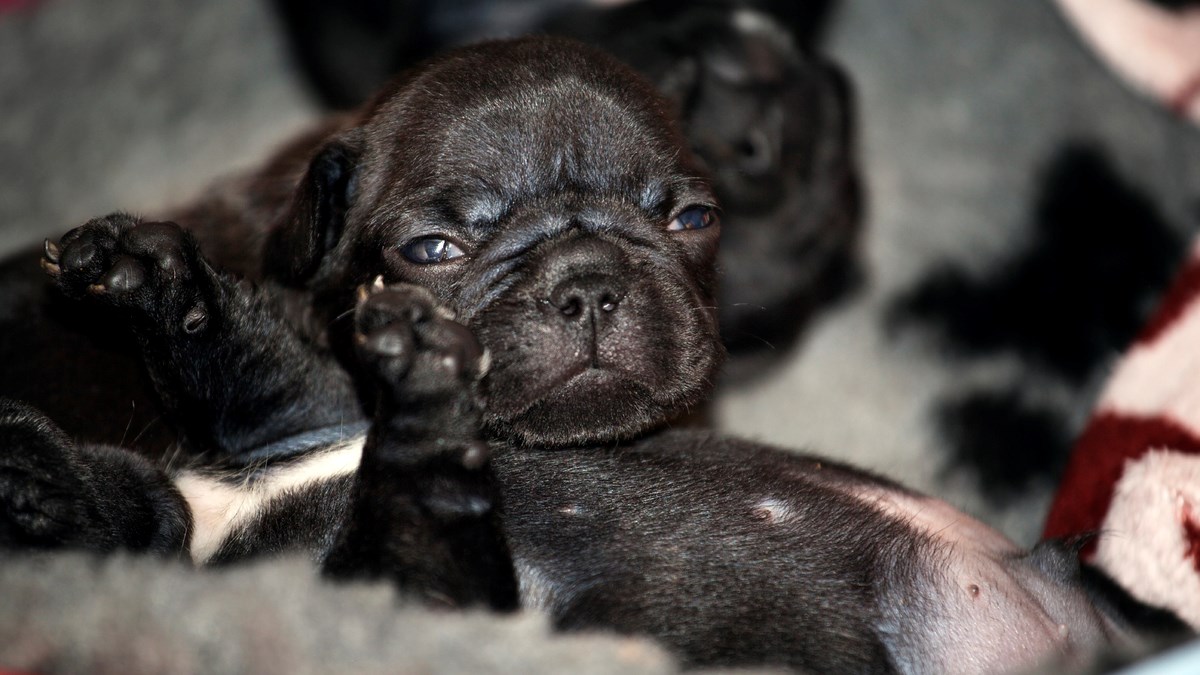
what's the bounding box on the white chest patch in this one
[174,437,366,564]
[514,559,568,614]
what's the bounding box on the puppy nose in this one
[736,128,776,175]
[549,274,624,320]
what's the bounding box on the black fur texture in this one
[323,284,518,610]
[539,0,862,363]
[0,400,189,554]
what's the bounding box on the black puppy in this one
[273,0,863,364]
[1,38,1170,672]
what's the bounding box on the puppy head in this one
[273,37,723,447]
[670,9,862,357]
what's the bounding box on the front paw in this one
[44,213,216,336]
[338,285,516,609]
[354,280,486,405]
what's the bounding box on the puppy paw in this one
[0,401,98,548]
[353,279,486,404]
[44,213,216,336]
[353,280,490,476]
[337,285,515,609]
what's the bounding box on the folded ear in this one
[654,56,700,109]
[264,132,363,286]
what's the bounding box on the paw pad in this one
[353,281,485,398]
[43,215,212,336]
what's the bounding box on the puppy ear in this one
[656,57,700,108]
[265,133,363,285]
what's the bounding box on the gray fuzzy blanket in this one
[0,553,676,674]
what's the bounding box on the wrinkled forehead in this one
[439,81,677,197]
[361,68,695,220]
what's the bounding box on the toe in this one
[101,256,146,294]
[363,324,414,360]
[61,234,97,273]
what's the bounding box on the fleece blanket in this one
[0,554,677,675]
[1045,240,1200,628]
[1055,0,1200,124]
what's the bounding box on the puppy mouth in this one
[497,361,649,420]
[475,310,702,447]
[484,366,661,447]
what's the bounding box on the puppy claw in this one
[354,277,387,305]
[182,304,208,335]
[43,239,61,264]
[86,283,107,295]
[39,258,60,277]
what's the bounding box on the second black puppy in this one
[1,38,1167,673]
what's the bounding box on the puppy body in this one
[160,428,1119,672]
[0,37,1171,672]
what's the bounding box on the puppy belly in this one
[173,438,365,564]
[860,488,1115,673]
[167,433,1120,672]
[497,441,1120,672]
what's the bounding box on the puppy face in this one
[276,38,724,447]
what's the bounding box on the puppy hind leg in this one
[0,400,189,555]
[323,283,518,611]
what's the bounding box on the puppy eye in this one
[400,237,466,264]
[667,206,718,231]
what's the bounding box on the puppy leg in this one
[323,283,518,611]
[45,213,362,456]
[0,400,189,554]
